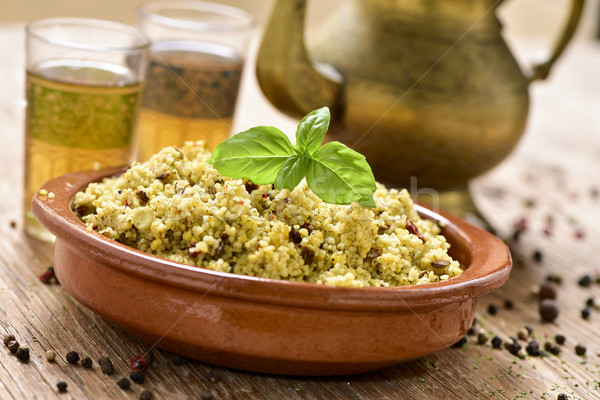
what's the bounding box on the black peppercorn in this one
[539,299,559,322]
[532,250,543,262]
[56,381,68,393]
[117,378,131,390]
[504,299,514,310]
[575,344,587,356]
[578,275,592,287]
[477,332,488,345]
[581,307,591,320]
[66,351,80,364]
[81,357,93,368]
[487,304,499,316]
[451,336,467,348]
[491,336,503,349]
[130,370,146,384]
[586,297,596,307]
[98,356,114,375]
[526,340,542,357]
[3,333,15,346]
[544,342,561,356]
[16,346,30,362]
[555,334,566,345]
[557,394,569,400]
[7,340,19,354]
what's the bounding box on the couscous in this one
[72,142,462,287]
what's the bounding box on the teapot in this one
[256,0,584,214]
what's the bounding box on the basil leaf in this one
[274,154,312,191]
[208,126,295,185]
[306,141,377,207]
[296,107,330,155]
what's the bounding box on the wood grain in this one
[1,23,600,399]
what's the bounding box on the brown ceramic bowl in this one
[32,168,511,376]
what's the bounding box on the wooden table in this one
[1,22,600,399]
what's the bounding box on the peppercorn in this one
[477,332,488,345]
[581,307,591,320]
[539,299,559,322]
[207,371,221,383]
[491,336,503,349]
[575,344,587,356]
[130,370,146,384]
[56,381,68,393]
[143,351,155,367]
[81,357,93,368]
[16,346,30,362]
[66,351,80,364]
[487,304,499,316]
[545,274,563,285]
[544,342,561,356]
[506,340,522,356]
[557,394,568,400]
[7,340,19,353]
[46,349,56,362]
[171,353,186,366]
[586,297,596,307]
[451,336,467,348]
[131,355,147,371]
[504,299,514,310]
[578,275,592,287]
[140,390,154,400]
[532,250,543,262]
[117,378,131,390]
[526,340,542,357]
[539,282,558,300]
[98,356,114,375]
[517,328,529,341]
[3,333,15,346]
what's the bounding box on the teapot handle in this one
[527,0,585,82]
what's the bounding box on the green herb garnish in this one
[208,107,376,207]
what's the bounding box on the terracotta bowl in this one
[32,168,512,376]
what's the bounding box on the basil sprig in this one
[208,107,376,207]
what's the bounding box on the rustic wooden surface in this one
[1,22,600,399]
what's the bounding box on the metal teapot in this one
[256,0,584,214]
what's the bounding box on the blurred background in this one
[3,0,600,42]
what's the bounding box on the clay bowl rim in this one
[31,167,512,312]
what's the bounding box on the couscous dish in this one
[72,142,462,287]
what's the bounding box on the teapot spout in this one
[256,0,342,118]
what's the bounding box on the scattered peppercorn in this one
[555,334,566,345]
[517,328,529,341]
[56,381,68,393]
[581,307,591,320]
[66,351,80,364]
[3,334,15,346]
[207,371,221,383]
[7,340,19,353]
[539,282,558,300]
[131,355,147,371]
[524,325,534,336]
[504,299,514,310]
[505,339,522,356]
[171,353,186,366]
[578,275,592,287]
[15,346,30,362]
[532,250,543,263]
[81,357,93,368]
[39,267,55,284]
[140,390,154,400]
[557,394,569,400]
[98,356,114,375]
[575,344,587,356]
[130,370,146,384]
[544,342,561,356]
[143,351,155,367]
[487,304,499,316]
[117,378,131,390]
[46,349,56,362]
[477,332,488,345]
[491,336,503,349]
[451,336,467,348]
[539,299,559,322]
[526,340,542,357]
[586,297,596,307]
